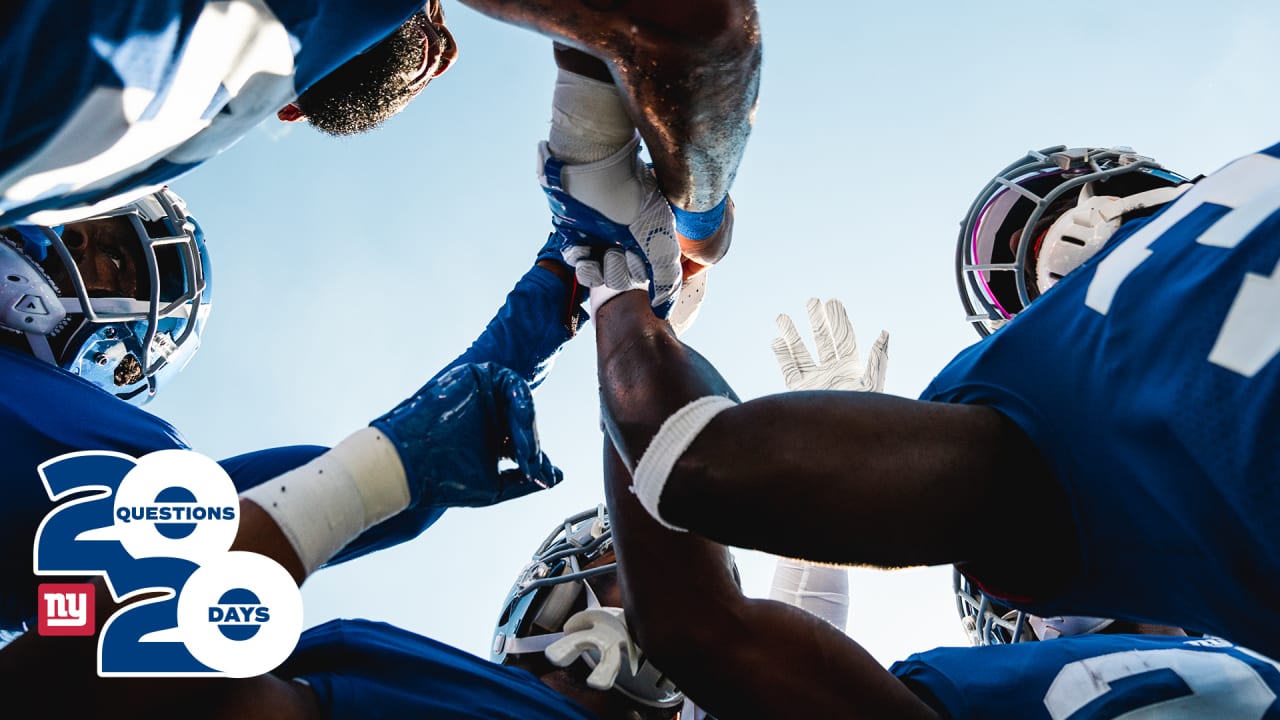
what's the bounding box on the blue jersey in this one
[282,619,598,720]
[0,346,187,629]
[891,635,1280,720]
[0,344,444,631]
[923,145,1280,657]
[0,0,423,225]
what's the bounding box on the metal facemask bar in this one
[956,146,1167,337]
[953,568,1033,645]
[41,190,206,395]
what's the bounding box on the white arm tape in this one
[631,395,738,531]
[241,427,409,576]
[769,557,850,632]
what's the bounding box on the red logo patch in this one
[37,583,95,636]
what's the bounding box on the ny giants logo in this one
[37,582,96,636]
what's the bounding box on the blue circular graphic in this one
[154,485,197,539]
[212,587,264,641]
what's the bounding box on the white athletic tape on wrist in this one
[631,395,738,531]
[549,68,634,164]
[241,427,410,575]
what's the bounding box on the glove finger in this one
[863,330,890,393]
[493,371,548,484]
[602,249,635,291]
[561,243,593,268]
[771,336,802,390]
[624,249,649,283]
[825,299,860,366]
[576,260,605,288]
[807,298,838,366]
[536,452,564,490]
[775,313,816,372]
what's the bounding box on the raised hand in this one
[771,298,888,392]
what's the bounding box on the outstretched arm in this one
[433,256,584,389]
[603,440,938,719]
[459,0,759,260]
[594,289,1065,570]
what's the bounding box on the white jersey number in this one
[1085,152,1280,377]
[1044,647,1277,719]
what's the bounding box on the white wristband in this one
[241,427,410,575]
[631,395,738,531]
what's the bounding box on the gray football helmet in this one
[956,146,1191,336]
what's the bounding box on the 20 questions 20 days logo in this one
[33,449,302,677]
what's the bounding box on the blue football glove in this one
[433,260,588,391]
[538,136,682,318]
[371,362,562,509]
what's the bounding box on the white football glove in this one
[539,135,682,317]
[771,298,888,392]
[543,606,639,691]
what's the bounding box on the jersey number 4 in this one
[1085,152,1280,377]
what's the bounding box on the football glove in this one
[539,135,682,317]
[771,298,888,392]
[371,362,561,509]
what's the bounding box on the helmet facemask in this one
[0,188,211,404]
[953,569,1113,645]
[492,505,685,710]
[956,146,1190,336]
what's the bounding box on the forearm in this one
[593,290,737,470]
[603,441,937,720]
[435,260,580,388]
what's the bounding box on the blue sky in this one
[150,0,1280,665]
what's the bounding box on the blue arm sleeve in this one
[432,262,588,390]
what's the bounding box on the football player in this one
[557,141,1280,661]
[1,0,754,264]
[0,190,584,715]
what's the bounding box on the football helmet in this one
[492,505,684,709]
[956,146,1191,336]
[0,188,211,404]
[954,569,1113,645]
